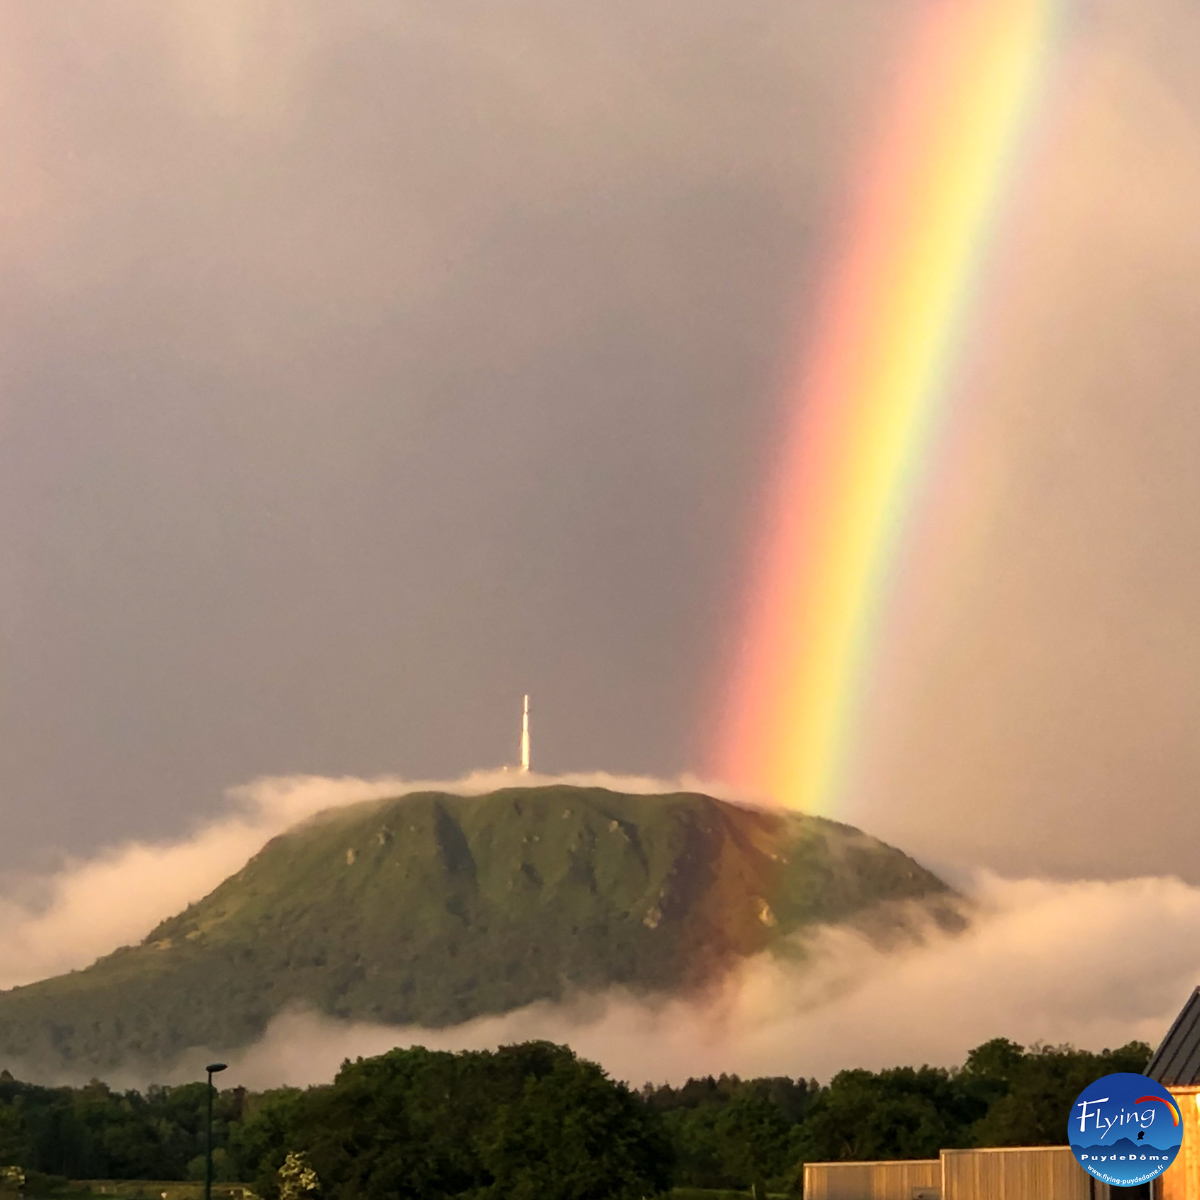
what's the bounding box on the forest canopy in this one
[0,1037,1150,1198]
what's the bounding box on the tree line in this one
[0,1036,1151,1198]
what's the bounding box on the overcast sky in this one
[2,0,1200,885]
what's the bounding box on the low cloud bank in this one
[0,770,745,992]
[3,774,1193,1090]
[218,872,1197,1091]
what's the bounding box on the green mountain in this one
[0,785,960,1071]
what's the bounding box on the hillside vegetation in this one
[0,785,959,1070]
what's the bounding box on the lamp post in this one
[204,1063,228,1200]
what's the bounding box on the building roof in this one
[1147,987,1200,1086]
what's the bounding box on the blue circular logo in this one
[1069,1072,1184,1186]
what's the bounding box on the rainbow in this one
[1135,1097,1182,1128]
[717,0,1068,814]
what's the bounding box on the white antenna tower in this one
[520,694,531,773]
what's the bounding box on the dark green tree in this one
[296,1043,671,1200]
[478,1048,672,1200]
[645,1072,817,1189]
[705,1095,794,1187]
[228,1089,308,1197]
[968,1040,1150,1147]
[790,1066,982,1165]
[0,1103,29,1167]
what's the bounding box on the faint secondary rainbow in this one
[717,0,1068,814]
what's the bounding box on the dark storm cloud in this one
[3,0,1200,892]
[0,0,901,867]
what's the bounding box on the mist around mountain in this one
[0,785,961,1072]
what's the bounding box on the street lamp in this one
[204,1063,228,1200]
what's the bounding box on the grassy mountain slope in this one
[0,785,959,1070]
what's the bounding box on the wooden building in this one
[941,1146,1096,1198]
[802,988,1200,1200]
[802,1158,940,1199]
[1147,986,1200,1200]
[806,1146,1117,1198]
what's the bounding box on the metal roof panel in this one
[1147,987,1200,1086]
